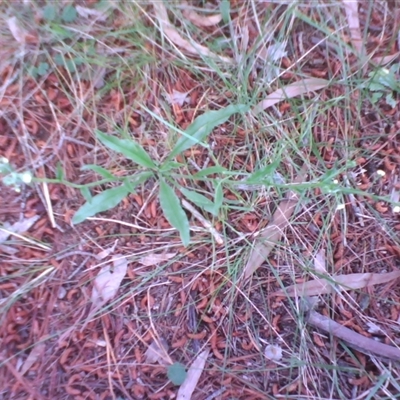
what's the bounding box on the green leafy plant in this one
[0,157,32,193]
[167,362,187,386]
[67,104,249,247]
[362,64,400,108]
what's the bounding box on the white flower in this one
[21,172,32,184]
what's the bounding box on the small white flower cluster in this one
[0,157,33,192]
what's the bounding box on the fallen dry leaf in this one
[6,16,37,44]
[0,215,40,244]
[252,78,329,115]
[273,269,400,297]
[313,249,327,274]
[182,2,222,27]
[91,256,128,308]
[307,310,400,362]
[372,53,400,67]
[177,349,210,400]
[20,342,46,375]
[76,5,108,21]
[144,338,170,365]
[152,2,230,62]
[244,164,308,279]
[264,344,283,361]
[165,89,191,106]
[139,252,177,266]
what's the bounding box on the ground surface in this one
[1,1,400,399]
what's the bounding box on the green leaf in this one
[159,180,190,246]
[96,130,156,169]
[159,161,185,172]
[72,183,130,224]
[220,0,230,23]
[62,5,77,23]
[193,166,228,178]
[245,158,281,185]
[371,92,382,104]
[213,182,223,216]
[37,62,49,76]
[180,188,217,216]
[167,362,187,386]
[80,186,92,202]
[81,164,115,180]
[55,162,64,180]
[168,104,249,159]
[43,4,57,21]
[385,93,397,108]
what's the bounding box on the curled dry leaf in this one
[177,349,210,400]
[144,338,170,365]
[252,78,329,115]
[273,269,400,297]
[139,252,177,267]
[152,2,230,63]
[91,256,128,308]
[182,2,222,27]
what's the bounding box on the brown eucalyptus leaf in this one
[273,270,400,297]
[244,165,308,279]
[252,78,329,115]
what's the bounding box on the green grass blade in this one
[168,104,249,159]
[180,188,217,216]
[159,180,190,246]
[95,130,156,169]
[72,183,131,224]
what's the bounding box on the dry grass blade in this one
[152,2,231,62]
[273,269,400,297]
[252,78,329,115]
[308,311,400,362]
[244,164,308,279]
[182,2,222,27]
[343,0,365,58]
[177,349,210,400]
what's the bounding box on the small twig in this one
[307,310,400,363]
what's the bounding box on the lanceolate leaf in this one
[81,164,116,179]
[193,166,228,177]
[159,180,190,246]
[180,188,216,216]
[72,183,131,224]
[168,104,249,159]
[95,130,156,169]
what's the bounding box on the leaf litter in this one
[272,269,400,297]
[90,255,128,310]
